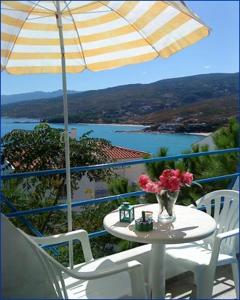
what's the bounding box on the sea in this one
[1,117,202,155]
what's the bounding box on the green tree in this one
[212,117,239,176]
[185,118,239,192]
[1,123,113,234]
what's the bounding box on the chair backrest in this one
[231,177,239,254]
[1,214,65,299]
[231,176,239,191]
[196,190,239,255]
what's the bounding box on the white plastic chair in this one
[165,190,239,299]
[232,176,239,191]
[1,214,148,299]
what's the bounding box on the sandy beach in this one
[186,132,212,137]
[115,128,212,136]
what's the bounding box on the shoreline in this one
[185,132,211,137]
[73,122,148,127]
[2,118,211,136]
[2,117,148,128]
[115,129,212,136]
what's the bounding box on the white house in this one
[192,133,215,150]
[72,145,149,202]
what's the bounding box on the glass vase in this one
[156,190,179,224]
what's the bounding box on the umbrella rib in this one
[166,0,211,30]
[63,1,87,69]
[61,0,72,13]
[29,1,56,14]
[61,1,110,15]
[64,10,111,15]
[1,7,53,14]
[98,1,160,57]
[3,1,42,70]
[27,14,57,21]
[52,1,57,10]
[62,1,111,15]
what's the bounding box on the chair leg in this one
[194,268,215,299]
[231,262,239,299]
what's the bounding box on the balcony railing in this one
[1,148,240,241]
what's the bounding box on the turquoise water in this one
[1,118,202,155]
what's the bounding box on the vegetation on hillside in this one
[2,73,238,131]
[143,96,237,132]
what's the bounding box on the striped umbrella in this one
[1,1,210,267]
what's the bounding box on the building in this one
[73,145,149,201]
[192,133,215,150]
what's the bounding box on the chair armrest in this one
[216,228,239,240]
[26,229,93,262]
[210,228,239,267]
[68,259,141,279]
[64,260,147,298]
[30,229,88,245]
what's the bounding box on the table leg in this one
[149,244,166,299]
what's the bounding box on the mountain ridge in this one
[1,89,78,105]
[2,72,238,132]
[2,72,238,104]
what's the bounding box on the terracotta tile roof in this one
[102,146,149,160]
[4,145,149,171]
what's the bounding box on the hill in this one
[2,73,238,131]
[1,90,78,105]
[141,95,237,133]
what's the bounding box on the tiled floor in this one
[166,265,237,299]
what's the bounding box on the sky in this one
[1,0,239,95]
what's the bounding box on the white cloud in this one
[204,65,211,69]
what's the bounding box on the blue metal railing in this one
[2,148,240,240]
[4,172,240,219]
[2,148,239,180]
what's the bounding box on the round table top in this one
[103,204,216,244]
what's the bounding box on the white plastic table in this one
[103,203,216,299]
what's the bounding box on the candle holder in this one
[145,211,153,220]
[119,202,135,223]
[135,211,153,232]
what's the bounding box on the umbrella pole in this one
[56,2,73,269]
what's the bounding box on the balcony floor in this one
[166,265,237,299]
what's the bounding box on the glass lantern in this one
[119,202,135,223]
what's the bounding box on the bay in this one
[1,118,202,155]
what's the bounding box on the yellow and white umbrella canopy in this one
[1,1,210,268]
[1,1,209,74]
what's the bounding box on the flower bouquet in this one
[139,169,193,223]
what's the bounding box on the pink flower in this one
[159,169,172,180]
[139,175,162,193]
[159,169,181,192]
[160,175,181,192]
[145,181,162,193]
[139,169,194,194]
[157,181,163,190]
[172,169,181,178]
[181,171,193,186]
[167,176,181,192]
[138,174,151,189]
